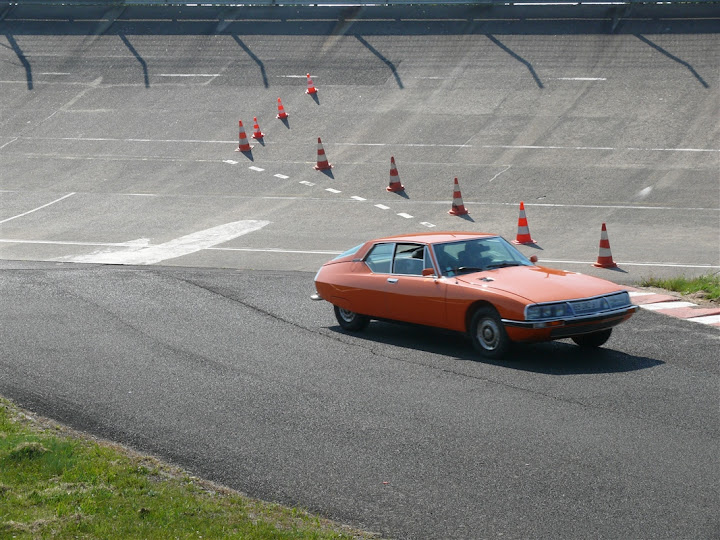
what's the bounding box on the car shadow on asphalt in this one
[328,321,663,375]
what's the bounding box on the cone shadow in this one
[235,149,253,161]
[309,92,320,105]
[393,190,409,199]
[279,117,290,129]
[455,214,475,223]
[318,168,334,179]
[253,137,266,147]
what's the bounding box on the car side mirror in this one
[422,268,436,277]
[529,255,538,263]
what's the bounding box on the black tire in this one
[571,329,612,348]
[333,305,370,332]
[470,307,511,359]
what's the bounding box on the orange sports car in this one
[312,232,639,359]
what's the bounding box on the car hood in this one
[455,265,624,303]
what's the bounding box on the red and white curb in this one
[627,288,720,327]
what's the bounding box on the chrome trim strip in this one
[504,305,638,328]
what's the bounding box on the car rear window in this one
[364,243,393,273]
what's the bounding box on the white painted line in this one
[208,247,342,255]
[557,77,607,81]
[249,166,265,172]
[351,196,367,201]
[14,136,719,153]
[299,181,315,186]
[40,72,71,75]
[325,188,342,194]
[686,314,720,325]
[0,193,76,225]
[397,213,414,219]
[157,74,222,77]
[274,174,289,179]
[420,222,436,228]
[628,291,655,297]
[56,220,270,265]
[375,204,390,210]
[223,160,238,165]
[540,259,720,269]
[638,301,698,311]
[127,193,158,197]
[0,239,150,247]
[0,137,18,151]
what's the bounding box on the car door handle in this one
[387,278,398,283]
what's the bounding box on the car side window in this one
[364,243,394,273]
[393,243,427,275]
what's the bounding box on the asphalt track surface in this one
[1,5,719,539]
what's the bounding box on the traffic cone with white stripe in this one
[593,223,618,268]
[511,202,535,245]
[386,156,404,192]
[314,137,332,170]
[448,177,469,216]
[306,73,317,95]
[235,120,253,152]
[251,117,265,139]
[276,98,289,119]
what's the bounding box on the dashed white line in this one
[249,166,265,172]
[420,222,436,228]
[397,213,413,219]
[351,196,366,201]
[274,174,289,179]
[375,204,391,210]
[299,181,315,186]
[223,160,238,165]
[687,314,720,325]
[0,193,76,225]
[325,188,342,194]
[557,77,607,81]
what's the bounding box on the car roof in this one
[371,232,498,244]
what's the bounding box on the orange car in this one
[312,232,639,358]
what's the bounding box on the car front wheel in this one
[334,305,370,332]
[571,329,612,348]
[470,307,511,359]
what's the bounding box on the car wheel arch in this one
[465,301,500,334]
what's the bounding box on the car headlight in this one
[526,303,569,320]
[605,291,631,309]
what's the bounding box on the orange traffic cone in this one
[448,177,469,216]
[314,137,332,170]
[511,202,535,244]
[386,156,404,192]
[251,116,264,139]
[593,223,618,268]
[235,120,253,152]
[276,98,289,119]
[306,73,317,94]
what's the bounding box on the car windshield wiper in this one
[453,266,485,274]
[485,262,522,269]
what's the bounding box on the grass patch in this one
[0,397,379,539]
[638,273,720,301]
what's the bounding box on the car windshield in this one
[432,236,533,277]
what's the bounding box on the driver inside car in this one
[458,241,492,270]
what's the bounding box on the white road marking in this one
[325,188,342,194]
[157,74,222,77]
[56,220,270,265]
[223,160,239,165]
[208,247,341,255]
[375,204,390,210]
[628,291,655,297]
[488,165,512,182]
[686,314,720,325]
[9,136,718,153]
[540,259,720,269]
[299,181,315,186]
[351,196,366,201]
[0,137,18,150]
[639,301,699,311]
[249,166,265,172]
[40,72,71,75]
[557,77,607,81]
[274,174,289,179]
[420,222,436,228]
[397,213,413,219]
[0,193,76,224]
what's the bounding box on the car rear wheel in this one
[334,305,370,332]
[470,307,510,359]
[571,329,612,348]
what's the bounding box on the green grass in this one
[638,273,720,301]
[0,398,378,540]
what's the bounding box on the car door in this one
[345,242,395,319]
[385,243,447,326]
